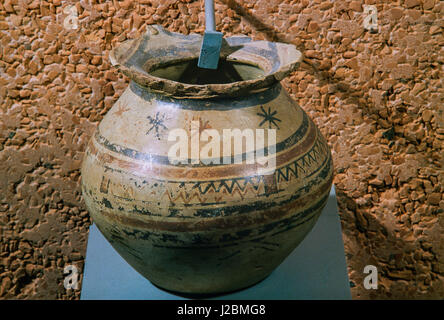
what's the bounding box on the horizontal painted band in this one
[92,153,332,219]
[130,81,282,110]
[88,122,319,181]
[97,171,332,233]
[94,108,309,167]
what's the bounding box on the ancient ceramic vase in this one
[81,25,333,294]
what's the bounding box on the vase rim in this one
[109,25,302,99]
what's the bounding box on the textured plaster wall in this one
[0,0,443,299]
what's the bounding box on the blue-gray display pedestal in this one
[81,186,351,300]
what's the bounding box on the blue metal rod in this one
[205,0,216,31]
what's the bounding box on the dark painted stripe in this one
[130,81,282,110]
[93,155,332,233]
[189,156,332,217]
[101,192,328,250]
[94,130,326,190]
[94,110,309,166]
[88,153,331,221]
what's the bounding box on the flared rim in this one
[109,25,302,99]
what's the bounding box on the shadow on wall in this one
[221,0,444,299]
[221,0,375,122]
[337,190,444,299]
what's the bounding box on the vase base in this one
[148,271,274,298]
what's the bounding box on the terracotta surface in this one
[81,25,333,294]
[0,0,443,299]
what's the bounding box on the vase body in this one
[81,25,333,294]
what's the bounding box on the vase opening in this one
[109,25,302,97]
[148,58,265,85]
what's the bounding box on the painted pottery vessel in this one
[81,25,333,294]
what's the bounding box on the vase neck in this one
[110,25,302,99]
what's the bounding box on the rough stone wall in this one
[0,0,443,299]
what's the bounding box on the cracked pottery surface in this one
[81,25,333,294]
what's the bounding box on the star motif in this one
[189,116,211,137]
[113,103,130,117]
[146,112,168,140]
[257,106,281,129]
